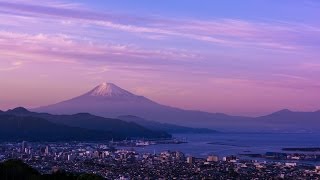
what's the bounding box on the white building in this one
[285,162,297,167]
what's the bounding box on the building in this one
[175,151,185,161]
[187,156,194,164]
[207,155,219,162]
[45,146,50,155]
[68,154,75,161]
[285,162,297,167]
[21,141,28,152]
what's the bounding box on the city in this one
[1,141,320,179]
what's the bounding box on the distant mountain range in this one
[0,107,171,142]
[254,109,320,132]
[32,82,320,133]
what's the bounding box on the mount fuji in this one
[34,82,165,119]
[34,82,250,131]
[33,82,320,132]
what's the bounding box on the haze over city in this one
[0,0,320,116]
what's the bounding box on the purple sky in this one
[0,0,319,116]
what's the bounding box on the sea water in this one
[123,133,320,158]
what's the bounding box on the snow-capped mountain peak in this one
[87,82,134,97]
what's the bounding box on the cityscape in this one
[1,141,320,179]
[1,0,320,179]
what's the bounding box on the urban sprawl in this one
[1,141,320,179]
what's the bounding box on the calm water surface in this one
[122,133,320,158]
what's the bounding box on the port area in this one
[109,138,188,147]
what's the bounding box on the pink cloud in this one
[0,1,318,51]
[0,30,201,66]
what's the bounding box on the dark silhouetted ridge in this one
[4,108,171,140]
[0,114,116,142]
[7,107,30,114]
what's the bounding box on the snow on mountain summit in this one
[87,82,134,97]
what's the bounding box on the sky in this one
[0,0,319,116]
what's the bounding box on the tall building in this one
[187,156,194,164]
[45,146,50,155]
[21,141,27,153]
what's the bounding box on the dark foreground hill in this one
[0,159,103,180]
[2,107,171,141]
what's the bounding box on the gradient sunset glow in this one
[0,0,319,116]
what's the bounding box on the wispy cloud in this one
[272,73,309,81]
[0,0,83,9]
[0,1,319,51]
[209,75,320,91]
[299,63,320,70]
[0,61,24,72]
[0,30,201,67]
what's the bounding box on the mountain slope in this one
[118,115,218,134]
[5,107,171,139]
